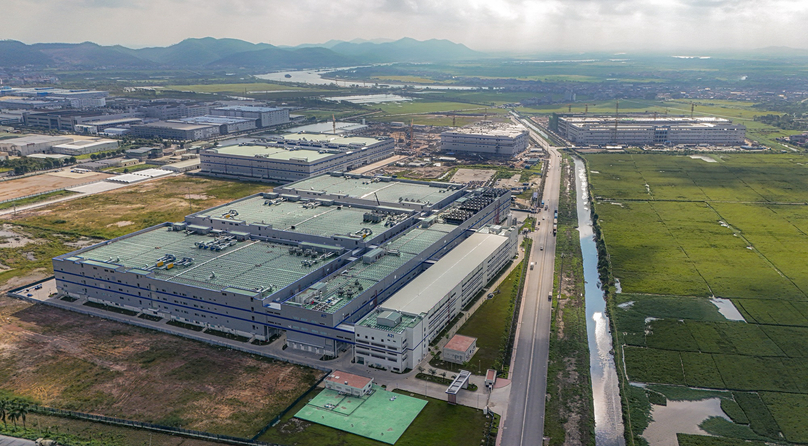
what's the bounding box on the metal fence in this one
[7,279,338,445]
[32,405,284,446]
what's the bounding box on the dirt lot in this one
[0,296,319,438]
[0,171,113,202]
[451,168,495,184]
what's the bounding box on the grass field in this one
[0,296,318,439]
[259,388,494,446]
[0,190,77,210]
[586,152,808,444]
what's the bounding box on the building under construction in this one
[553,115,746,146]
[52,173,514,370]
[440,122,529,157]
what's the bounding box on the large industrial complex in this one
[53,173,515,373]
[440,122,529,157]
[553,114,747,146]
[200,133,396,183]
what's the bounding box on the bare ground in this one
[0,296,318,437]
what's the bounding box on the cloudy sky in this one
[4,0,807,52]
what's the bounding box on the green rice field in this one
[586,153,808,445]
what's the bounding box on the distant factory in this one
[200,133,395,183]
[440,122,529,158]
[553,115,746,146]
[0,87,108,109]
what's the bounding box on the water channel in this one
[256,67,476,90]
[574,157,626,446]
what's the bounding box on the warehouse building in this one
[131,121,220,140]
[555,115,746,146]
[211,106,289,128]
[53,173,512,365]
[200,133,395,183]
[52,138,119,156]
[176,115,256,134]
[23,111,140,132]
[0,135,73,156]
[0,87,108,108]
[441,122,529,157]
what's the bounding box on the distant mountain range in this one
[0,37,483,70]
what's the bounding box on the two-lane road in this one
[502,118,564,445]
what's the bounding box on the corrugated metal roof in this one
[380,232,508,316]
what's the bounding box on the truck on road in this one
[530,262,535,270]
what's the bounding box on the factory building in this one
[200,133,395,183]
[440,122,529,157]
[211,106,289,128]
[23,111,140,132]
[0,87,108,108]
[555,115,746,146]
[143,103,210,121]
[0,135,74,156]
[354,226,516,372]
[131,121,220,140]
[51,138,119,156]
[74,117,143,135]
[176,115,256,135]
[53,173,512,365]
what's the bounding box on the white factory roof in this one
[442,123,527,138]
[53,139,117,150]
[0,135,73,146]
[280,133,383,147]
[213,105,284,112]
[380,231,509,316]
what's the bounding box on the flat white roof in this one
[53,139,117,149]
[381,232,508,315]
[0,135,73,146]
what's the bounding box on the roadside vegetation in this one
[543,155,595,446]
[585,152,808,445]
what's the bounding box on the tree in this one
[0,399,8,427]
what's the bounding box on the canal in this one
[574,157,626,446]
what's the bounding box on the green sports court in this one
[294,385,427,444]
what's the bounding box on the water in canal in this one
[574,157,626,446]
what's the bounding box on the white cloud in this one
[3,0,808,52]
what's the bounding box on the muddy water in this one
[574,157,626,446]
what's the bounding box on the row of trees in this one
[753,113,808,131]
[0,398,31,429]
[1,156,77,175]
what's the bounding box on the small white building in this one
[443,334,477,365]
[324,371,374,397]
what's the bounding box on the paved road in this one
[0,434,36,446]
[501,116,563,445]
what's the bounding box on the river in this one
[256,67,477,90]
[574,157,626,446]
